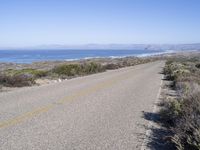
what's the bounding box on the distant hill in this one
[1,43,200,51]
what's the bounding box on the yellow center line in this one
[0,104,54,128]
[0,71,134,129]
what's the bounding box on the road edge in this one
[140,74,164,150]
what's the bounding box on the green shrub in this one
[52,63,105,77]
[5,69,48,78]
[31,70,48,78]
[52,64,81,76]
[82,62,105,74]
[160,99,182,126]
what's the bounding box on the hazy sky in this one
[0,0,200,47]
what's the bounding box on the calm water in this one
[0,49,166,63]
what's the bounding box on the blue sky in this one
[0,0,200,47]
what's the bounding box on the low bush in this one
[51,62,105,77]
[196,63,200,69]
[52,64,81,76]
[82,62,105,74]
[172,92,200,150]
[104,63,120,70]
[0,74,35,87]
[5,68,48,78]
[160,99,182,126]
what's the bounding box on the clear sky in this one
[0,0,200,47]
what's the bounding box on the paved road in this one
[0,61,164,150]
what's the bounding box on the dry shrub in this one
[172,91,200,150]
[162,59,200,149]
[0,74,35,87]
[104,63,120,70]
[196,63,200,69]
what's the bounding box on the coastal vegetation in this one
[0,69,47,87]
[0,57,158,88]
[0,62,105,87]
[161,56,200,150]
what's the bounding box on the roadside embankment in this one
[159,54,200,150]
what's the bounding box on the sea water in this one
[0,49,170,63]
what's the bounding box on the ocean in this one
[0,49,171,63]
